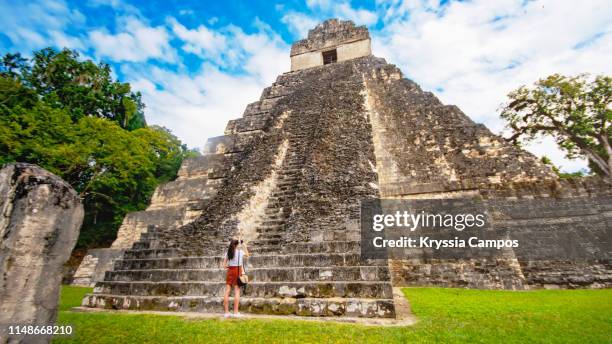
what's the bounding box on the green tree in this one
[501,74,611,181]
[0,48,197,247]
[539,156,585,179]
[1,48,146,130]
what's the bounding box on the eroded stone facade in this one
[290,19,371,71]
[82,19,611,319]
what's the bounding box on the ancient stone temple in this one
[81,19,611,318]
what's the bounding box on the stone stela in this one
[77,19,611,319]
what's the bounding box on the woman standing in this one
[223,238,244,318]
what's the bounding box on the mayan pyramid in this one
[81,19,611,318]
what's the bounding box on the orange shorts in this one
[226,266,240,286]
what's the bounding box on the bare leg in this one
[233,285,240,314]
[223,284,231,313]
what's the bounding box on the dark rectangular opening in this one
[322,49,337,65]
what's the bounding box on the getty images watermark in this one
[370,210,518,250]
[359,198,609,262]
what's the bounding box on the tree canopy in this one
[1,48,146,130]
[0,48,198,247]
[501,74,611,181]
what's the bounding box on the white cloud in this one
[123,19,290,149]
[334,2,378,25]
[169,18,227,62]
[306,0,331,10]
[168,18,289,80]
[89,17,177,62]
[87,0,141,16]
[373,0,612,172]
[124,62,282,149]
[49,30,85,50]
[0,0,85,52]
[281,11,319,38]
[284,0,377,38]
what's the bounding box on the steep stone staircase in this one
[82,61,397,318]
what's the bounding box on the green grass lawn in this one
[54,286,612,344]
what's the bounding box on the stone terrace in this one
[83,52,399,318]
[81,19,610,318]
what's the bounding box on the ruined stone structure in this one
[72,138,224,286]
[290,19,371,71]
[82,19,611,318]
[0,163,83,343]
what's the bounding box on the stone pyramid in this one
[81,19,610,318]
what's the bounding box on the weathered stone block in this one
[0,163,83,343]
[72,248,124,287]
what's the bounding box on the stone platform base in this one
[76,288,415,326]
[81,294,396,318]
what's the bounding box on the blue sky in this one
[1,0,611,172]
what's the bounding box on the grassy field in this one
[55,286,612,343]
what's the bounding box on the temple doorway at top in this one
[322,49,337,65]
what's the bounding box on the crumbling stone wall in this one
[0,163,83,342]
[362,63,556,196]
[388,178,611,289]
[290,19,371,71]
[290,19,370,56]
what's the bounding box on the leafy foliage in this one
[539,156,586,179]
[1,48,146,130]
[0,48,198,247]
[501,74,611,181]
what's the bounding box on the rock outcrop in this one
[0,163,83,343]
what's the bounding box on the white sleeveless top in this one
[227,249,244,267]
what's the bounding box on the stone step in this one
[263,213,286,220]
[106,266,390,283]
[248,239,282,246]
[123,249,183,259]
[257,230,287,240]
[81,294,395,318]
[132,242,151,250]
[257,224,284,231]
[271,189,296,196]
[177,154,232,180]
[254,226,285,233]
[268,196,294,203]
[264,206,289,214]
[125,240,361,257]
[250,246,282,254]
[256,235,283,242]
[279,170,301,176]
[275,187,297,193]
[284,241,361,253]
[94,281,394,299]
[267,192,295,203]
[113,253,387,270]
[255,234,284,240]
[278,174,300,180]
